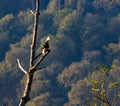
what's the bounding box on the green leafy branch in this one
[90,65,120,106]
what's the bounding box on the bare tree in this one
[17,0,50,106]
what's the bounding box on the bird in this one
[42,36,50,55]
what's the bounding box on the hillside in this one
[0,0,120,105]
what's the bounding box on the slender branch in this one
[94,95,111,106]
[31,50,50,71]
[17,58,27,75]
[29,0,40,68]
[34,52,42,60]
[35,66,46,71]
[104,95,110,105]
[29,10,34,15]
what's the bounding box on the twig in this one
[94,95,111,106]
[29,10,34,15]
[17,58,27,75]
[34,52,42,60]
[35,66,46,71]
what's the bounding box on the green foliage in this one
[91,65,120,106]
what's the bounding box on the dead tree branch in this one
[32,50,50,70]
[29,0,40,69]
[17,59,27,75]
[18,0,50,106]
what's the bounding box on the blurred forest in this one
[0,0,120,105]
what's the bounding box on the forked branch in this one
[31,50,50,71]
[18,0,50,106]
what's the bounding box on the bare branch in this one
[29,10,34,15]
[34,52,42,60]
[94,95,111,106]
[31,50,50,71]
[29,0,40,68]
[35,66,46,71]
[17,58,27,75]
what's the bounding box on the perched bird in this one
[42,36,50,55]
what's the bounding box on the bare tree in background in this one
[17,0,50,106]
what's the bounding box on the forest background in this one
[0,0,120,105]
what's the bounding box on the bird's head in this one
[46,36,50,42]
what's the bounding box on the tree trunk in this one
[18,0,50,105]
[18,0,46,106]
[19,72,34,106]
